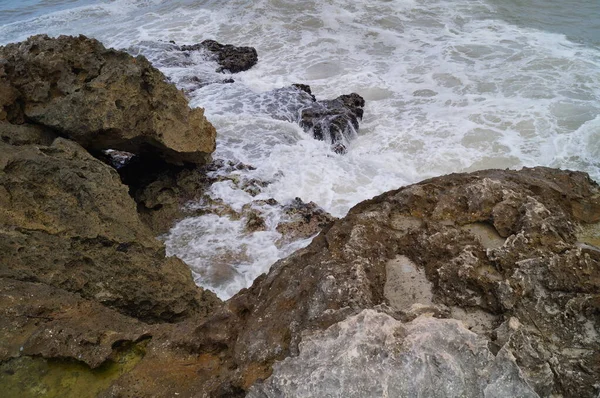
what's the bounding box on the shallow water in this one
[1,0,599,298]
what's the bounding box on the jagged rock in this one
[0,34,216,165]
[299,92,365,150]
[180,39,258,73]
[248,310,538,398]
[0,138,220,322]
[3,164,599,398]
[225,167,600,397]
[275,197,336,243]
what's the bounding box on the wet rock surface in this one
[0,34,216,165]
[299,92,365,150]
[180,39,258,73]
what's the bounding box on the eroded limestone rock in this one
[248,310,539,398]
[0,34,216,165]
[0,138,219,322]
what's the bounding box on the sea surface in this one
[1,0,599,299]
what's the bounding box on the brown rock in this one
[0,138,220,322]
[226,167,600,397]
[0,34,216,165]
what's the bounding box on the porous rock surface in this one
[1,35,598,398]
[100,167,600,397]
[0,138,219,323]
[180,39,258,73]
[0,34,216,165]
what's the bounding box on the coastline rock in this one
[275,197,337,243]
[3,166,598,397]
[180,39,258,73]
[0,138,220,322]
[227,167,600,397]
[0,278,147,368]
[0,34,216,165]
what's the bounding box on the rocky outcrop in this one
[0,138,219,323]
[180,39,258,73]
[227,167,599,397]
[2,166,599,397]
[0,34,216,165]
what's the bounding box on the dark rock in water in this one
[0,34,216,166]
[214,83,364,151]
[0,138,220,323]
[299,92,365,146]
[180,39,258,73]
[291,83,316,101]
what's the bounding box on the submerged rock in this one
[0,34,216,165]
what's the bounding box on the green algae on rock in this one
[0,340,147,398]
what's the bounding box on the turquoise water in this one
[0,0,97,25]
[489,0,600,48]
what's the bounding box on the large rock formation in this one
[0,34,216,165]
[84,167,600,398]
[228,167,600,397]
[2,165,599,397]
[0,138,219,323]
[1,36,598,398]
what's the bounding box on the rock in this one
[226,167,600,397]
[0,278,147,368]
[0,34,216,165]
[248,310,538,398]
[180,40,258,73]
[0,138,220,322]
[3,165,599,397]
[299,92,365,148]
[0,121,56,146]
[275,197,336,244]
[126,158,259,235]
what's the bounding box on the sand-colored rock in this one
[0,34,216,165]
[0,138,219,323]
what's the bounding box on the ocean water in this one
[1,0,599,299]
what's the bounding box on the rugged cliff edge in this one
[0,34,216,165]
[0,35,599,398]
